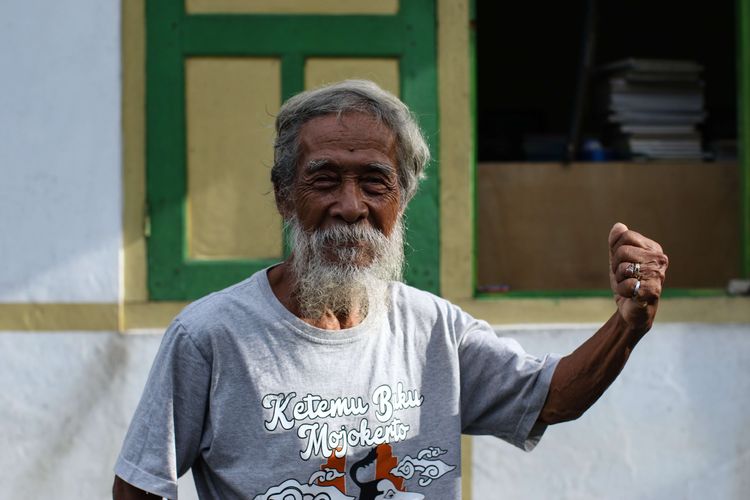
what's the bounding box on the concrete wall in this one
[1,1,748,499]
[0,332,199,499]
[0,0,121,302]
[474,323,750,500]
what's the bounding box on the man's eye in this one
[313,176,337,186]
[363,177,389,191]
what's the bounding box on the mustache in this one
[308,223,389,248]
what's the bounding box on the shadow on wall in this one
[0,331,197,499]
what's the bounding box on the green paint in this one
[146,1,188,300]
[739,0,750,277]
[400,0,439,294]
[476,288,727,300]
[280,53,305,260]
[281,53,304,101]
[146,0,439,300]
[182,15,406,55]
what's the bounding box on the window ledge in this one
[455,296,750,325]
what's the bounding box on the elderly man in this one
[113,80,668,499]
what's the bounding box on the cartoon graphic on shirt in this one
[350,447,424,499]
[257,383,455,498]
[391,447,456,487]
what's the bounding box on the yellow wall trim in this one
[460,434,473,500]
[438,0,473,303]
[0,303,183,332]
[0,304,119,331]
[1,298,747,332]
[121,302,190,331]
[459,297,750,325]
[122,0,148,303]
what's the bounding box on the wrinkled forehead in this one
[296,112,399,167]
[298,111,395,142]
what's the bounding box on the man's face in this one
[291,112,402,242]
[284,112,405,319]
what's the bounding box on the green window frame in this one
[145,1,439,300]
[470,0,750,300]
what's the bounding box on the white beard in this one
[288,217,405,321]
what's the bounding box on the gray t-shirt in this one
[115,269,560,499]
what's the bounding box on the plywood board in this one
[186,57,282,260]
[305,58,400,96]
[477,162,741,290]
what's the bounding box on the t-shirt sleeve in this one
[457,312,560,451]
[114,319,211,499]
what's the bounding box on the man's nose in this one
[331,181,368,223]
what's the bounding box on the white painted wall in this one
[0,0,121,302]
[474,323,750,500]
[0,331,198,499]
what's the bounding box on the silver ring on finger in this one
[633,262,641,280]
[625,263,635,276]
[632,279,641,299]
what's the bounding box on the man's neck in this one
[303,309,366,330]
[266,262,366,330]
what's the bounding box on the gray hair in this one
[271,80,430,211]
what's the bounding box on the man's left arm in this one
[538,222,669,424]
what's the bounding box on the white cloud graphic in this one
[390,447,456,487]
[253,469,353,500]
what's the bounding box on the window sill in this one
[454,295,750,326]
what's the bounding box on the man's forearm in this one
[538,311,643,424]
[113,476,162,500]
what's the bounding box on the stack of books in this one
[597,58,706,160]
